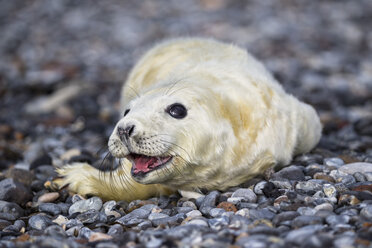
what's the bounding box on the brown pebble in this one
[217,202,237,212]
[338,194,360,205]
[38,192,60,203]
[351,184,372,193]
[89,233,112,242]
[313,172,335,183]
[274,195,289,207]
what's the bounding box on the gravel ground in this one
[1,0,372,247]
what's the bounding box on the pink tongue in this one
[133,156,157,173]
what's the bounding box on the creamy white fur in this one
[57,38,321,201]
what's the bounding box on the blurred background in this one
[0,0,371,169]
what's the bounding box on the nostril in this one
[124,125,135,137]
[117,127,125,136]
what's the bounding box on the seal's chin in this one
[127,153,173,180]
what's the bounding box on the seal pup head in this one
[108,80,237,187]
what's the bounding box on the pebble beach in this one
[0,1,372,247]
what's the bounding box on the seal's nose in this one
[118,125,135,140]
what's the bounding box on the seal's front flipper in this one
[55,162,174,201]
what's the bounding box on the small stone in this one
[148,212,169,220]
[71,194,85,203]
[314,203,333,212]
[186,210,202,218]
[30,154,53,169]
[231,188,257,203]
[271,165,305,181]
[208,216,229,230]
[0,219,12,230]
[274,195,289,207]
[291,215,323,228]
[137,220,152,230]
[199,191,219,215]
[102,200,121,218]
[285,225,325,245]
[52,215,68,226]
[365,172,372,181]
[79,226,94,239]
[38,192,60,203]
[151,213,185,226]
[272,211,300,226]
[326,215,350,226]
[209,207,225,217]
[39,203,62,216]
[324,158,344,167]
[68,196,103,215]
[297,207,316,216]
[333,236,356,248]
[0,201,24,219]
[186,218,209,226]
[217,202,237,212]
[313,173,335,183]
[0,178,32,205]
[65,218,83,229]
[28,214,52,230]
[323,184,337,198]
[235,208,249,217]
[176,207,194,214]
[360,205,372,221]
[44,225,67,238]
[254,181,267,195]
[338,194,360,205]
[107,224,124,237]
[296,181,323,194]
[182,201,197,209]
[353,172,366,182]
[339,162,372,175]
[76,209,107,224]
[5,168,34,186]
[89,232,112,242]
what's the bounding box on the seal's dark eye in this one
[166,103,187,119]
[124,109,130,117]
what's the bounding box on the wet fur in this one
[57,38,321,201]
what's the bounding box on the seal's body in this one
[58,38,321,201]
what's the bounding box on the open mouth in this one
[127,153,173,177]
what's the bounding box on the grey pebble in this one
[44,225,67,238]
[297,207,316,216]
[271,165,305,181]
[199,191,219,215]
[65,218,83,229]
[353,172,366,182]
[151,213,185,226]
[107,224,124,237]
[28,214,52,230]
[326,215,350,226]
[0,201,24,219]
[116,207,151,225]
[208,216,229,230]
[231,188,257,203]
[296,180,323,194]
[273,211,300,226]
[338,162,372,175]
[324,157,344,167]
[186,218,209,226]
[79,226,93,239]
[323,184,337,198]
[186,210,202,218]
[209,208,225,217]
[39,203,61,216]
[148,212,169,220]
[254,181,267,195]
[76,209,107,224]
[137,220,152,230]
[360,205,372,221]
[0,179,32,206]
[68,196,103,215]
[176,206,194,214]
[285,225,325,245]
[291,215,323,228]
[182,201,197,209]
